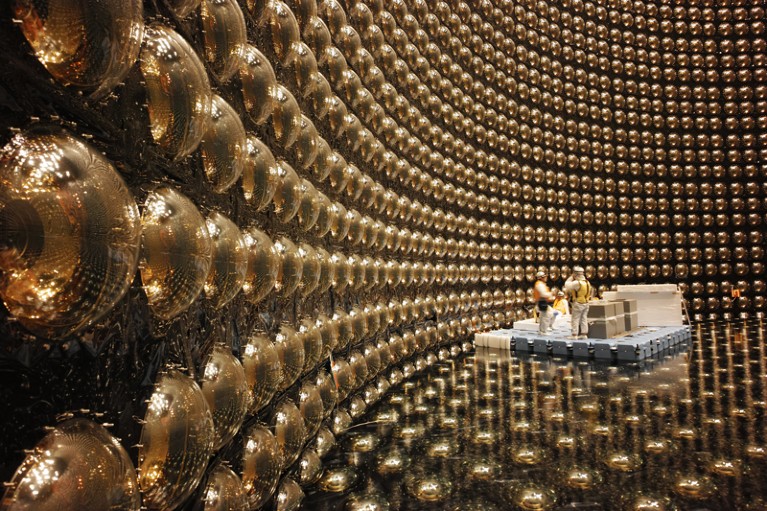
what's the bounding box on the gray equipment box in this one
[613,311,626,335]
[624,311,639,331]
[588,302,618,320]
[589,317,619,339]
[615,299,639,313]
[614,299,639,331]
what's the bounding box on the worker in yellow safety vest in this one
[533,270,555,334]
[552,291,570,315]
[564,266,592,339]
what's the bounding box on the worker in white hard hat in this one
[533,270,554,334]
[564,266,592,339]
[552,290,570,315]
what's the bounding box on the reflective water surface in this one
[303,320,767,511]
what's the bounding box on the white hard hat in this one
[536,270,546,278]
[573,266,585,273]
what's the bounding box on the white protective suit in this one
[564,275,591,337]
[534,279,554,334]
